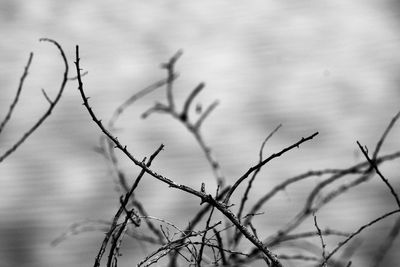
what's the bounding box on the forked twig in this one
[322,209,400,265]
[357,141,400,209]
[236,124,282,231]
[75,45,284,267]
[223,131,319,204]
[0,38,68,163]
[92,144,164,267]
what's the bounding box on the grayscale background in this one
[1,1,400,266]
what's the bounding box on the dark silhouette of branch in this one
[197,192,216,266]
[223,131,319,204]
[194,100,219,130]
[137,221,221,267]
[236,124,282,238]
[0,53,33,135]
[357,141,400,209]
[213,228,227,265]
[107,209,133,267]
[71,41,400,267]
[244,107,400,260]
[92,144,164,267]
[232,124,282,245]
[372,110,400,160]
[313,213,327,266]
[0,38,68,163]
[75,44,284,267]
[181,82,205,121]
[322,209,400,265]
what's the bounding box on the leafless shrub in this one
[53,43,400,267]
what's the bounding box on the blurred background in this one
[1,1,400,266]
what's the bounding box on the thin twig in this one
[168,186,230,266]
[273,229,349,244]
[75,45,283,267]
[277,254,319,262]
[313,213,327,266]
[223,131,319,204]
[0,52,33,134]
[140,51,224,187]
[107,210,132,267]
[51,219,111,247]
[138,221,221,267]
[109,76,178,129]
[181,82,205,121]
[237,124,282,226]
[322,209,400,265]
[372,110,400,160]
[371,216,400,267]
[357,141,400,209]
[92,144,164,267]
[213,228,227,265]
[161,49,183,110]
[194,100,220,130]
[0,38,68,163]
[41,88,53,104]
[197,193,216,266]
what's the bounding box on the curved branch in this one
[75,45,283,267]
[0,38,68,163]
[223,131,319,204]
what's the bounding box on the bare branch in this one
[213,228,227,265]
[92,144,164,267]
[181,82,205,121]
[357,141,400,209]
[109,76,178,129]
[322,209,400,265]
[41,88,53,105]
[0,52,33,135]
[313,213,327,266]
[138,221,221,267]
[237,124,282,226]
[197,191,216,266]
[107,210,132,267]
[194,100,219,130]
[372,110,400,160]
[75,45,283,267]
[160,49,183,110]
[0,38,68,163]
[223,131,319,204]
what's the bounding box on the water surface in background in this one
[1,1,400,266]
